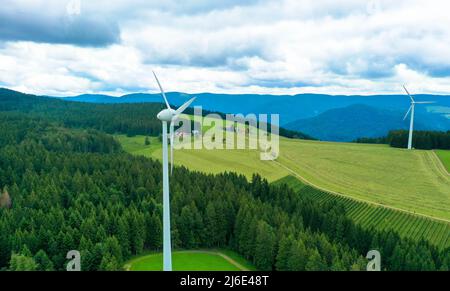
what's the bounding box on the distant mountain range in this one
[2,88,448,142]
[284,104,450,142]
[55,91,450,141]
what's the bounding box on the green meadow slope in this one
[435,150,450,173]
[275,176,449,249]
[276,138,450,221]
[117,133,450,222]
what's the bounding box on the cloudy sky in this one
[1,0,450,96]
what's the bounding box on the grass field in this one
[435,150,450,173]
[124,250,254,271]
[116,133,450,221]
[115,133,289,181]
[275,176,450,249]
[276,139,450,221]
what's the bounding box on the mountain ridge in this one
[50,90,450,125]
[284,104,449,142]
[2,87,449,141]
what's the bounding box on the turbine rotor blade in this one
[153,71,171,109]
[414,101,435,104]
[170,121,174,175]
[402,85,415,103]
[175,97,196,115]
[403,106,412,121]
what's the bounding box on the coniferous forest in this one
[387,130,450,150]
[355,130,450,150]
[0,91,449,271]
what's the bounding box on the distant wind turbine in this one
[402,85,434,150]
[153,71,196,271]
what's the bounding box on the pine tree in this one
[79,236,94,271]
[205,202,218,247]
[305,248,328,271]
[105,236,123,264]
[287,239,308,271]
[9,253,38,271]
[275,235,294,271]
[253,220,275,271]
[99,253,119,271]
[34,249,54,271]
[178,206,196,248]
[129,212,145,255]
[145,213,162,250]
[117,217,131,258]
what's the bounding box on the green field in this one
[435,150,450,173]
[117,133,450,221]
[116,133,289,181]
[124,250,254,271]
[276,139,450,221]
[275,176,450,249]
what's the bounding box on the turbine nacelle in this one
[157,108,177,122]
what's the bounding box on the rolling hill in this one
[117,133,450,249]
[117,132,450,222]
[0,87,165,136]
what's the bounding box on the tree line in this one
[0,115,448,271]
[355,130,450,150]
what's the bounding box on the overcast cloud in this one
[1,0,450,96]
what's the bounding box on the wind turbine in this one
[153,71,196,271]
[402,85,434,150]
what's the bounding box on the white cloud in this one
[1,0,450,96]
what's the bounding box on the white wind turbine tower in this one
[153,71,196,271]
[402,85,434,150]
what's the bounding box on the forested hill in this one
[0,113,122,153]
[0,113,449,271]
[0,88,313,140]
[0,88,164,136]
